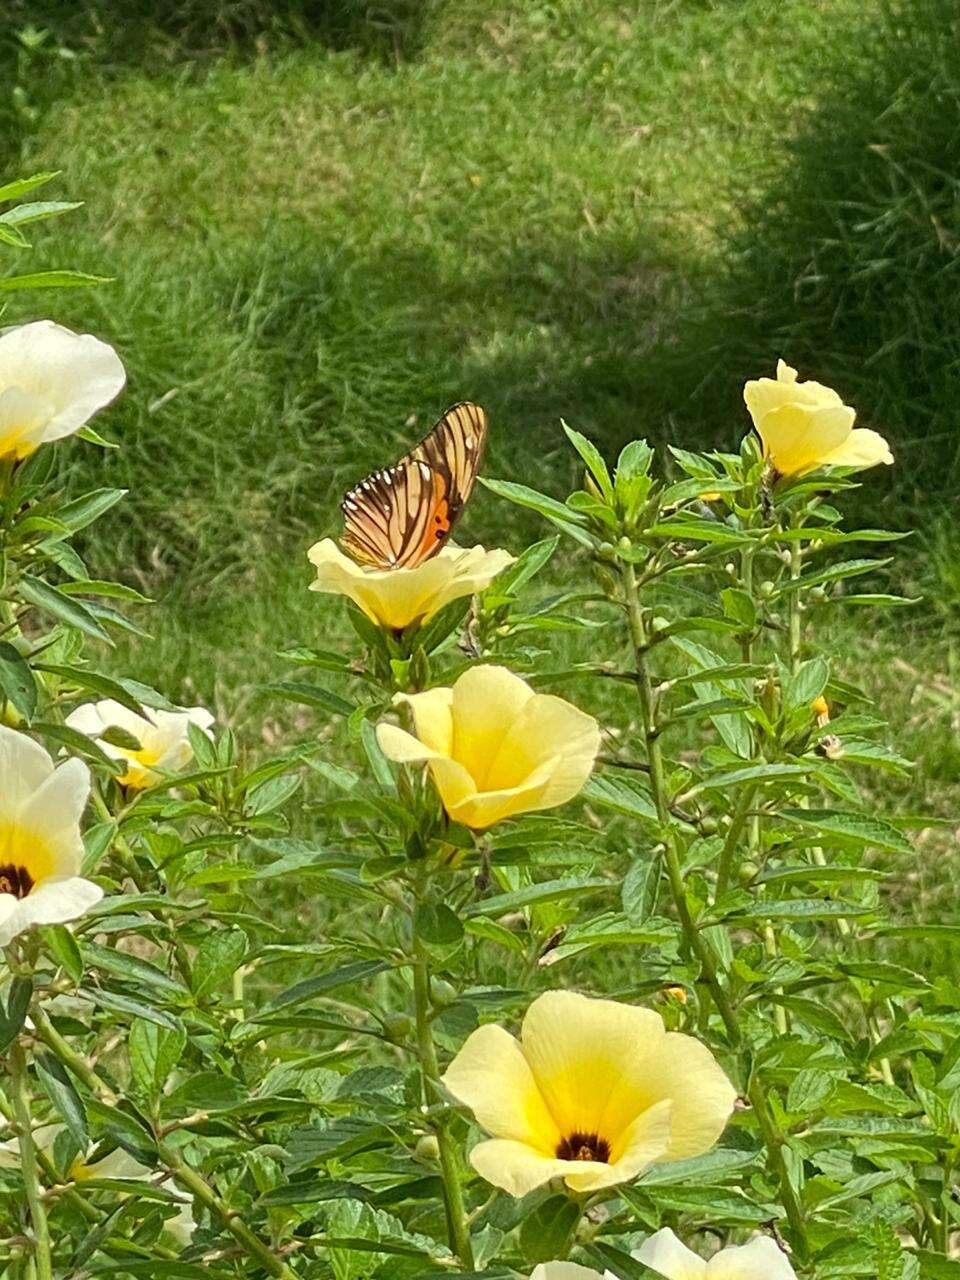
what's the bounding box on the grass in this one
[1,1,958,904]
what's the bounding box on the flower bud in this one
[430,978,458,1008]
[738,859,760,884]
[381,1013,415,1044]
[415,1134,440,1162]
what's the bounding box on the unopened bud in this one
[381,1013,415,1044]
[661,984,687,1004]
[738,859,760,884]
[415,1134,440,1162]
[430,978,457,1008]
[758,580,775,599]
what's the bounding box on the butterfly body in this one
[341,401,488,570]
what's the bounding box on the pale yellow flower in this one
[637,1228,797,1280]
[744,360,892,477]
[440,991,737,1197]
[0,320,125,460]
[65,700,214,790]
[307,539,514,631]
[377,665,600,829]
[530,1266,605,1280]
[0,726,100,946]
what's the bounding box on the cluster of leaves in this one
[2,181,958,1280]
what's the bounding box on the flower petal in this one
[485,691,599,798]
[531,1264,605,1280]
[0,724,54,807]
[468,1138,570,1197]
[519,990,668,1138]
[449,665,535,786]
[0,876,102,946]
[635,1228,708,1280]
[0,321,125,445]
[441,1023,560,1148]
[819,427,893,470]
[17,758,90,873]
[562,1098,673,1192]
[392,686,455,755]
[706,1238,797,1280]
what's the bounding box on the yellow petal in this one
[562,1098,673,1192]
[753,402,855,476]
[468,1138,570,1197]
[520,990,669,1138]
[441,1023,560,1149]
[375,723,440,765]
[819,427,893,470]
[307,541,514,630]
[638,1030,738,1161]
[449,665,534,785]
[485,692,600,799]
[776,360,798,384]
[392,687,454,755]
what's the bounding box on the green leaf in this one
[481,477,595,545]
[262,960,392,1014]
[582,774,658,823]
[519,1194,581,1264]
[562,422,614,502]
[415,902,464,949]
[37,663,146,716]
[35,1051,87,1147]
[191,929,248,1001]
[18,574,111,642]
[129,1019,187,1101]
[0,269,112,291]
[622,856,660,923]
[266,681,353,716]
[779,808,912,854]
[39,925,83,982]
[55,488,127,533]
[0,640,37,720]
[464,876,609,918]
[0,975,32,1053]
[0,172,60,202]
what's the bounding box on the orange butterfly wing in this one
[341,402,488,570]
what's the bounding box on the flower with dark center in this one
[556,1132,610,1163]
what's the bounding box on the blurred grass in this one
[1,1,958,914]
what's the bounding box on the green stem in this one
[9,1042,52,1280]
[410,884,475,1270]
[90,787,194,985]
[621,561,809,1261]
[159,1144,297,1279]
[29,1006,293,1276]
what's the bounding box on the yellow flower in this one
[376,665,600,829]
[65,700,214,790]
[0,726,101,946]
[637,1228,797,1279]
[440,990,737,1196]
[743,360,892,477]
[0,320,125,460]
[307,539,515,631]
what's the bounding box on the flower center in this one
[556,1131,610,1163]
[0,862,35,900]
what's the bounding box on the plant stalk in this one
[9,1042,52,1280]
[410,882,475,1270]
[621,560,809,1261]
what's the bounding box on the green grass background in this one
[2,0,959,920]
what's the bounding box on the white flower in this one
[0,726,100,946]
[65,700,214,790]
[0,320,125,460]
[530,1266,607,1280]
[637,1228,797,1280]
[0,1126,195,1243]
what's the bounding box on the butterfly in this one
[340,401,489,570]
